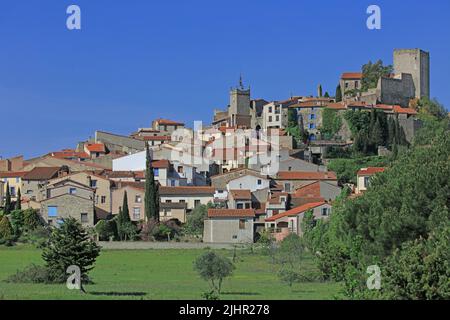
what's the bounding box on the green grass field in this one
[0,245,342,300]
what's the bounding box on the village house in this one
[160,202,188,223]
[291,181,342,206]
[0,155,24,172]
[40,179,96,227]
[47,171,113,214]
[152,118,185,135]
[84,143,107,159]
[275,171,338,192]
[228,189,252,209]
[210,168,270,201]
[0,171,27,202]
[159,186,215,211]
[265,201,332,241]
[356,167,386,194]
[203,208,255,244]
[111,182,145,220]
[21,166,69,202]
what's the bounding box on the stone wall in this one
[95,131,145,154]
[41,194,95,226]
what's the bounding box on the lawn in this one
[0,244,342,300]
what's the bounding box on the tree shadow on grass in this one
[89,291,147,297]
[221,292,260,296]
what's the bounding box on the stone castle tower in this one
[394,49,430,99]
[228,76,251,127]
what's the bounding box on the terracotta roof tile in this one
[0,171,28,178]
[265,201,326,222]
[23,167,62,181]
[230,189,252,200]
[85,143,106,153]
[341,72,363,80]
[357,167,386,176]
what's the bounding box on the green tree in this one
[416,97,447,119]
[335,84,342,102]
[324,91,330,98]
[10,210,24,237]
[0,215,13,239]
[4,182,11,214]
[23,209,43,231]
[315,131,450,299]
[184,204,209,236]
[194,251,235,296]
[361,60,393,92]
[42,217,100,284]
[15,188,21,210]
[318,84,323,97]
[144,142,160,222]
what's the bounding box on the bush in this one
[6,264,51,284]
[23,209,43,231]
[194,251,235,296]
[0,216,13,240]
[95,219,117,241]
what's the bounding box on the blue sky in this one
[0,0,449,159]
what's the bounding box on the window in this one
[268,107,273,113]
[321,207,330,216]
[245,203,251,209]
[153,168,159,177]
[364,176,371,188]
[16,178,20,183]
[135,195,142,203]
[237,203,244,209]
[48,206,58,217]
[171,180,176,187]
[81,213,89,223]
[10,187,16,197]
[218,190,224,194]
[69,188,77,195]
[276,115,280,122]
[257,179,262,185]
[179,200,186,203]
[288,166,292,171]
[90,180,97,188]
[101,196,106,204]
[26,190,32,194]
[166,200,172,203]
[232,235,238,239]
[133,207,141,220]
[268,116,272,122]
[309,123,316,129]
[194,200,201,208]
[355,81,359,88]
[345,82,349,89]
[239,219,246,230]
[285,183,291,192]
[177,166,184,173]
[310,114,315,120]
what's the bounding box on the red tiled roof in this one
[341,72,363,80]
[230,189,252,200]
[293,181,321,198]
[326,102,347,110]
[154,119,185,126]
[357,167,386,176]
[152,159,171,169]
[208,209,256,218]
[277,171,337,181]
[0,171,28,178]
[265,201,326,222]
[23,167,62,181]
[140,136,172,141]
[85,143,106,153]
[50,150,90,159]
[393,106,418,115]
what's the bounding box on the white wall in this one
[112,150,149,171]
[227,175,270,192]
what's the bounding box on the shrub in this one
[0,216,13,239]
[6,264,51,284]
[194,251,235,296]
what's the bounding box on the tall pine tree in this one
[144,142,160,222]
[335,84,342,102]
[15,188,21,210]
[4,182,11,214]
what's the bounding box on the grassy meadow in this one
[0,245,342,300]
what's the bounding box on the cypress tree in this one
[387,117,395,148]
[371,117,384,148]
[15,188,21,211]
[145,142,160,222]
[121,190,130,222]
[0,215,13,239]
[335,84,342,102]
[4,182,11,214]
[324,92,330,98]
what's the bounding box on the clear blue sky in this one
[0,0,449,159]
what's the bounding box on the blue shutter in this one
[48,206,58,217]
